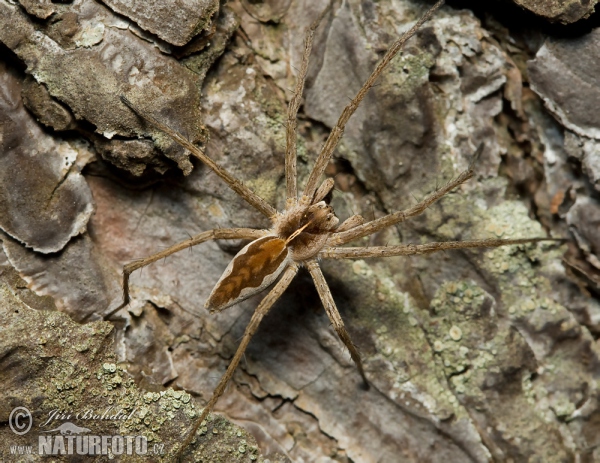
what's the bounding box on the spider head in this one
[274,200,339,262]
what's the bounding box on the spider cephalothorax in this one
[110,0,560,459]
[275,180,340,258]
[276,199,338,259]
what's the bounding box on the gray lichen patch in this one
[0,61,93,254]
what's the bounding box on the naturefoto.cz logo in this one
[8,407,162,457]
[38,423,147,456]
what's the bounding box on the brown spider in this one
[110,0,557,458]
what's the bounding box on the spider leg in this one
[320,237,563,259]
[105,228,267,319]
[120,96,277,219]
[336,214,365,233]
[313,177,335,204]
[306,260,369,388]
[286,4,332,206]
[175,263,299,461]
[301,0,445,200]
[328,164,474,246]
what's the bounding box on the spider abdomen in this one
[206,235,290,312]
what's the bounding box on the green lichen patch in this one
[322,167,578,460]
[426,280,500,388]
[422,278,572,460]
[322,258,473,423]
[182,415,262,463]
[384,52,437,98]
[0,277,267,462]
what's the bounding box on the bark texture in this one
[1,1,599,462]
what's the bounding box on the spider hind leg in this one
[105,228,266,320]
[307,260,369,388]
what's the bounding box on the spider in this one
[110,0,557,458]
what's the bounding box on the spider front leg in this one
[285,4,331,206]
[320,237,562,259]
[306,259,369,388]
[120,96,276,218]
[302,0,446,200]
[105,227,267,319]
[175,263,299,461]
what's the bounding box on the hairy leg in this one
[105,228,267,319]
[328,164,474,246]
[120,96,277,218]
[306,259,369,387]
[286,3,332,206]
[336,214,365,233]
[320,237,562,259]
[301,0,446,200]
[175,263,299,461]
